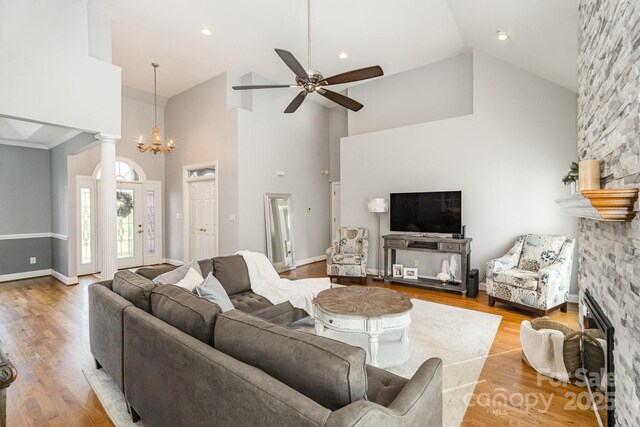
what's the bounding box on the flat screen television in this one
[390,191,462,234]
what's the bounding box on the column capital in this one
[95,133,120,144]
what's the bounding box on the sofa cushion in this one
[366,364,408,407]
[153,260,202,285]
[196,273,235,312]
[517,235,566,272]
[150,285,221,346]
[136,266,174,280]
[198,259,214,278]
[112,271,157,312]
[494,269,539,290]
[173,267,204,292]
[214,310,367,410]
[213,255,251,295]
[228,291,272,313]
[332,254,362,265]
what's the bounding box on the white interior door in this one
[116,183,144,269]
[189,179,218,260]
[331,182,341,239]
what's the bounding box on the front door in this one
[116,182,144,269]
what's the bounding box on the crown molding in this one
[0,138,49,150]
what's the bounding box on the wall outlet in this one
[30,257,37,264]
[176,213,183,220]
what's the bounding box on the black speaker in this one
[467,269,479,298]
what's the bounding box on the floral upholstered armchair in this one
[486,234,575,315]
[326,227,369,283]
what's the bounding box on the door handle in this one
[138,230,144,234]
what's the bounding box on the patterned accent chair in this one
[326,227,369,283]
[486,234,575,315]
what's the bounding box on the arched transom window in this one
[96,161,141,181]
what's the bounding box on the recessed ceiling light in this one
[338,52,348,59]
[201,28,212,36]
[497,31,509,41]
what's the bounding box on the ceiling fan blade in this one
[275,49,309,81]
[232,84,295,90]
[316,88,363,112]
[284,91,308,113]
[319,66,384,86]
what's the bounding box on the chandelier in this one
[137,63,175,155]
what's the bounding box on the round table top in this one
[314,287,413,318]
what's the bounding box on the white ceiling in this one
[0,117,81,149]
[96,0,578,99]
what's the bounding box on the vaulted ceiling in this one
[96,0,579,99]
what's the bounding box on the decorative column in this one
[97,133,119,280]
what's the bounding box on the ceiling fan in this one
[232,0,383,113]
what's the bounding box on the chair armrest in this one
[486,236,525,278]
[326,246,337,264]
[538,239,575,305]
[326,358,442,427]
[360,238,369,269]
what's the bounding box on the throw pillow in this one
[153,259,202,285]
[195,273,235,312]
[173,267,204,292]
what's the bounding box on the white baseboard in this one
[51,270,78,286]
[297,255,325,267]
[0,269,52,283]
[163,258,184,266]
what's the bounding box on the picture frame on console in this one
[403,267,418,279]
[392,264,403,278]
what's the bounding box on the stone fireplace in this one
[577,1,640,426]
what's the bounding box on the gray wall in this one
[164,72,240,261]
[347,52,474,136]
[340,50,579,294]
[236,73,331,261]
[0,145,51,234]
[0,238,51,275]
[577,1,640,425]
[0,145,52,276]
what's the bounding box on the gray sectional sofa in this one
[89,255,443,426]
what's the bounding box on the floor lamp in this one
[367,198,389,281]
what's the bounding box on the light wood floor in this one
[0,263,597,426]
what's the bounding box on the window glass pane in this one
[97,161,140,181]
[80,188,91,264]
[116,189,135,258]
[146,190,155,256]
[189,167,215,178]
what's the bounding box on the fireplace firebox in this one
[581,289,615,426]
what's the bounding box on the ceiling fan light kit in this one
[232,0,383,113]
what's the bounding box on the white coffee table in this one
[313,287,413,367]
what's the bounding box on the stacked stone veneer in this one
[577,1,640,425]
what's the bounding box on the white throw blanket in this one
[520,320,569,382]
[236,250,331,316]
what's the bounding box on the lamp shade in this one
[367,198,389,213]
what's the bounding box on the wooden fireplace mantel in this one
[556,188,639,221]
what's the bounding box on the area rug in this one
[83,368,147,426]
[292,298,502,427]
[84,299,501,427]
